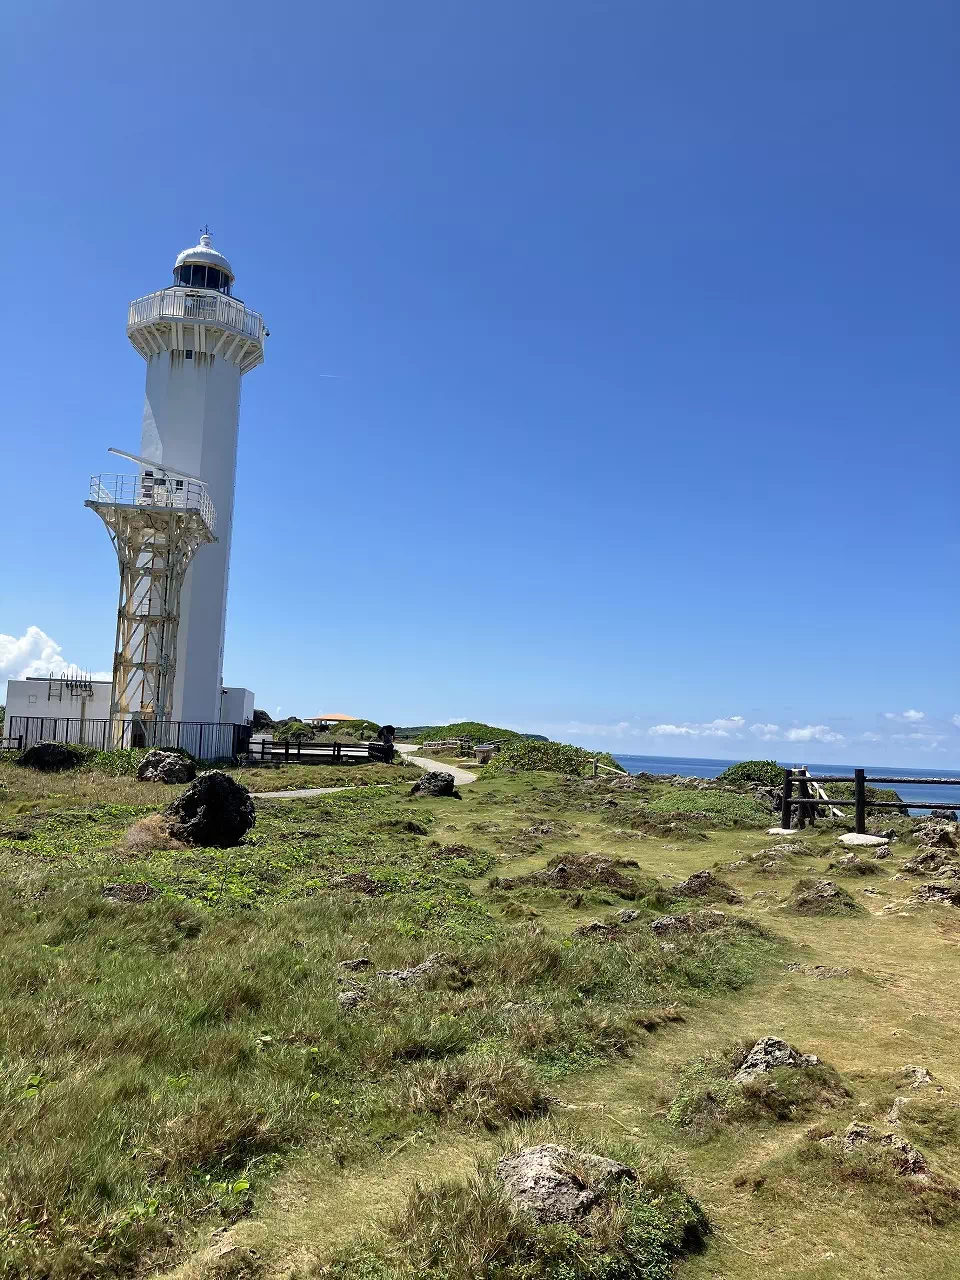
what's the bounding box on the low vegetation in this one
[483,739,623,777]
[1,745,958,1279]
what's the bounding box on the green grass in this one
[0,766,781,1277]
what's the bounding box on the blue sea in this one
[611,754,960,811]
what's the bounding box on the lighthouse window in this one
[174,263,232,294]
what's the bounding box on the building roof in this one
[308,713,358,722]
[174,232,234,280]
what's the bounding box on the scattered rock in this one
[824,1122,929,1178]
[136,749,196,784]
[912,882,960,907]
[377,952,448,984]
[733,1036,820,1084]
[495,1144,636,1224]
[330,874,389,896]
[337,990,364,1011]
[616,908,641,924]
[914,819,959,850]
[199,1243,264,1279]
[163,772,255,847]
[504,854,643,898]
[828,852,881,876]
[785,963,850,980]
[18,741,81,773]
[409,771,461,799]
[900,1064,935,1090]
[338,956,372,971]
[573,920,616,938]
[783,878,861,916]
[672,869,743,904]
[650,909,728,935]
[872,849,890,860]
[887,1096,911,1124]
[838,833,889,848]
[101,882,158,904]
[901,848,960,877]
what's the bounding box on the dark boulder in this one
[136,750,196,784]
[18,741,82,772]
[163,771,255,847]
[410,770,461,799]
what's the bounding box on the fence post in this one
[284,740,290,763]
[854,768,866,834]
[592,757,598,778]
[781,769,793,829]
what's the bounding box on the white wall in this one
[4,678,113,744]
[141,347,243,724]
[220,686,254,725]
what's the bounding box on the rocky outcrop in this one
[733,1037,820,1084]
[376,952,449,984]
[102,882,157,904]
[495,1144,636,1224]
[136,750,196,784]
[912,882,960,907]
[410,771,461,799]
[672,869,743,904]
[783,878,860,916]
[823,1122,929,1178]
[18,741,81,772]
[650,909,728,935]
[901,848,960,877]
[163,771,255,847]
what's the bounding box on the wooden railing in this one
[782,767,960,832]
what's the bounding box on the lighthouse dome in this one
[173,232,234,294]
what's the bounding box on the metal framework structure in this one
[85,471,216,744]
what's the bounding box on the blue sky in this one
[2,1,958,765]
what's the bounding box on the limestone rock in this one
[734,1037,820,1084]
[410,771,461,799]
[495,1143,636,1224]
[338,957,372,971]
[901,848,959,877]
[18,741,80,772]
[573,920,615,938]
[650,909,727,935]
[616,909,641,924]
[102,882,158,904]
[672,869,743,904]
[377,952,448,984]
[136,749,196,784]
[163,771,255,847]
[900,1064,935,1089]
[827,1122,929,1178]
[337,990,364,1011]
[912,882,960,907]
[838,833,889,848]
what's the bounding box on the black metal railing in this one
[781,767,960,833]
[7,716,250,761]
[242,739,395,766]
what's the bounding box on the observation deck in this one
[86,472,217,539]
[127,288,265,374]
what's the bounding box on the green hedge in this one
[483,738,624,777]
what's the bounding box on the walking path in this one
[254,745,477,800]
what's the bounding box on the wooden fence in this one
[781,767,960,833]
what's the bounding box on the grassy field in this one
[0,758,958,1279]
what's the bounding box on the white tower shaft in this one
[126,235,265,724]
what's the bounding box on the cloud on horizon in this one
[0,627,111,684]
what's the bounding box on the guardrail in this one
[128,288,264,341]
[243,739,395,766]
[88,472,217,534]
[782,767,960,832]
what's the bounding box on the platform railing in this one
[88,473,216,535]
[128,288,264,341]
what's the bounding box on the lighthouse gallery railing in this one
[127,289,264,341]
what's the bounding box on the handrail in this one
[88,472,217,536]
[128,288,264,342]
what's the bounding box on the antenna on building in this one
[107,447,205,485]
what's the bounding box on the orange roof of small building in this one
[310,713,358,721]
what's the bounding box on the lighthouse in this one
[124,232,266,724]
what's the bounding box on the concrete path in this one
[396,745,478,786]
[254,746,476,800]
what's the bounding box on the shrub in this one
[715,760,784,788]
[485,740,623,778]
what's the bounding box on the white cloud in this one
[891,732,946,748]
[884,709,925,722]
[0,627,110,684]
[650,716,746,739]
[783,724,844,744]
[507,719,638,740]
[860,732,882,742]
[750,723,780,741]
[953,715,960,729]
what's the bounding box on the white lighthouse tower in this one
[125,232,266,724]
